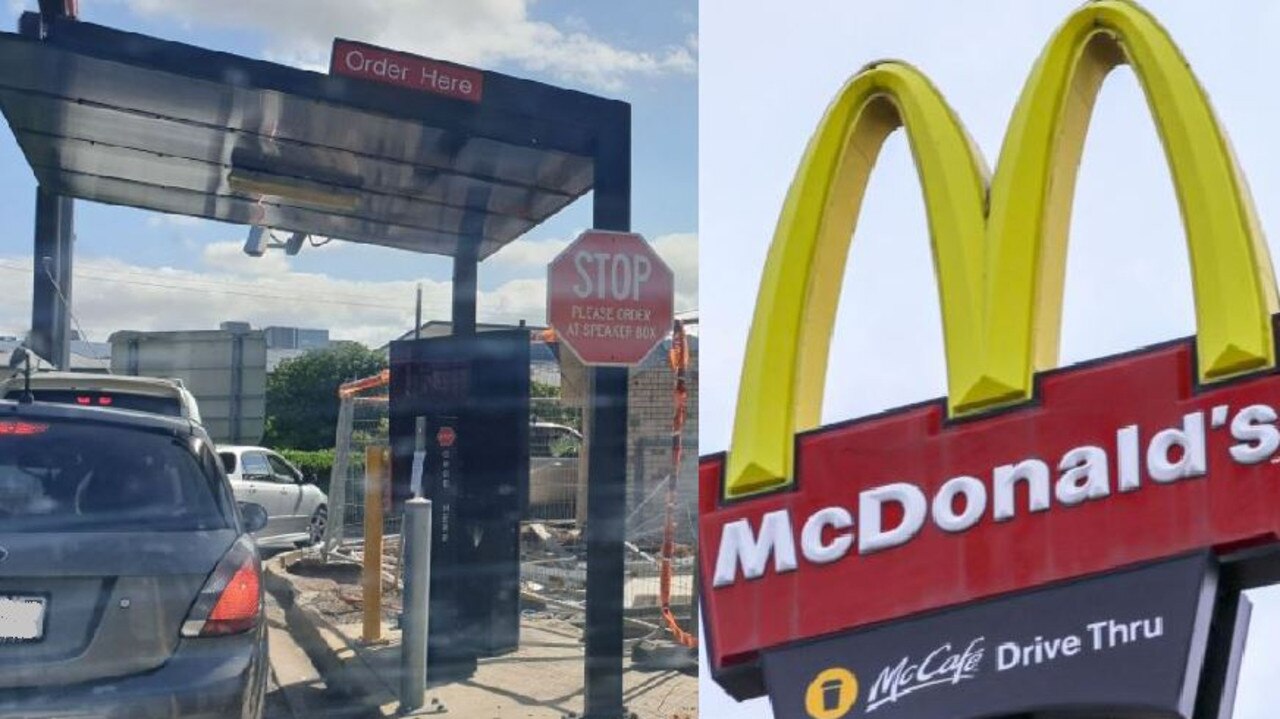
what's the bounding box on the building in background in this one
[109,325,267,445]
[0,332,111,373]
[264,326,330,351]
[249,324,333,372]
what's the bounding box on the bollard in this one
[400,497,433,713]
[362,446,388,644]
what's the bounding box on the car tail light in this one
[0,421,48,435]
[182,536,261,638]
[75,394,113,406]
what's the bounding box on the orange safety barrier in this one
[659,320,697,648]
[339,369,390,399]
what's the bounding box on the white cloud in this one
[0,254,552,348]
[486,238,571,270]
[116,0,695,91]
[0,228,694,347]
[486,231,697,312]
[652,231,697,313]
[201,240,292,276]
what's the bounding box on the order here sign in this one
[330,39,484,103]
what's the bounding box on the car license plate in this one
[0,595,46,643]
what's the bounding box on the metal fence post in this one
[401,497,433,713]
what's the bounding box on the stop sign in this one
[547,230,675,366]
[436,426,456,448]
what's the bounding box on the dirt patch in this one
[283,550,403,624]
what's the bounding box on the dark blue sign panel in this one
[762,553,1221,719]
[390,330,530,681]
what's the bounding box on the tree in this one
[262,342,387,450]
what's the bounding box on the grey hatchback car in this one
[0,400,269,719]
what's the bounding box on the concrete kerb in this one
[262,549,408,717]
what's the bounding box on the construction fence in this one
[320,326,699,649]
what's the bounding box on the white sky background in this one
[698,1,1280,716]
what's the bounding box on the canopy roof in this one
[0,13,626,258]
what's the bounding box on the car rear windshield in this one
[3,389,183,417]
[0,418,232,532]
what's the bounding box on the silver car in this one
[529,422,582,520]
[218,446,328,549]
[0,400,269,719]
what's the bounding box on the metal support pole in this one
[1193,587,1252,719]
[363,446,388,644]
[30,187,74,369]
[452,186,489,338]
[229,331,244,443]
[451,241,478,337]
[584,367,629,718]
[583,103,632,719]
[401,497,434,713]
[414,283,423,341]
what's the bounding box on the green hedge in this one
[278,448,336,494]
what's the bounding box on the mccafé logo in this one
[700,0,1280,696]
[865,638,984,712]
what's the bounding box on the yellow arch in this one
[725,62,990,499]
[983,0,1277,405]
[725,0,1277,500]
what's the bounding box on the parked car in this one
[0,398,269,718]
[528,421,582,520]
[218,445,328,549]
[0,370,202,424]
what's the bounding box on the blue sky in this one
[700,1,1280,717]
[0,0,696,346]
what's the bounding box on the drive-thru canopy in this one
[0,9,629,365]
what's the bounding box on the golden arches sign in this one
[726,0,1278,499]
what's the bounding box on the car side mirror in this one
[239,502,269,533]
[303,472,317,485]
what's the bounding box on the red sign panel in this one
[436,426,456,448]
[330,39,484,103]
[547,231,675,366]
[699,336,1280,674]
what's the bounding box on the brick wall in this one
[560,334,699,547]
[625,337,698,547]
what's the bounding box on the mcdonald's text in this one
[700,336,1280,674]
[713,403,1273,588]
